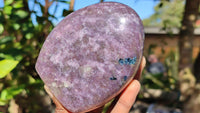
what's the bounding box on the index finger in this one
[111,80,141,113]
[133,56,146,80]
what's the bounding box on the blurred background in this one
[0,0,200,113]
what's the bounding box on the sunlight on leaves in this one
[15,10,28,19]
[13,1,23,8]
[4,0,13,6]
[0,85,25,105]
[0,98,7,106]
[25,33,33,39]
[0,36,15,44]
[13,23,20,30]
[4,6,12,15]
[0,24,3,34]
[1,86,24,100]
[0,59,19,79]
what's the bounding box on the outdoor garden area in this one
[0,0,200,113]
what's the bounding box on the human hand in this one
[44,57,146,113]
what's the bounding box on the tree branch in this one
[69,0,75,11]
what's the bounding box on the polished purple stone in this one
[36,2,144,113]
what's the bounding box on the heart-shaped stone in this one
[36,2,144,113]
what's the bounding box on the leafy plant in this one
[143,0,184,28]
[0,0,71,112]
[0,59,19,79]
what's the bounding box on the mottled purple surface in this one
[36,2,144,113]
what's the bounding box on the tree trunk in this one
[194,51,200,83]
[100,0,104,3]
[69,0,75,11]
[178,0,200,71]
[179,0,200,113]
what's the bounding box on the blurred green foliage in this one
[0,0,70,112]
[143,0,184,28]
[0,59,19,79]
[142,50,179,91]
[0,0,197,112]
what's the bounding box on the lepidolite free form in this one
[36,2,144,113]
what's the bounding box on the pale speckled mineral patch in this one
[35,2,144,113]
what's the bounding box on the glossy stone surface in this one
[36,2,144,113]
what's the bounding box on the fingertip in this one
[128,80,141,93]
[133,80,141,92]
[44,85,54,98]
[134,56,146,80]
[111,80,141,113]
[142,56,146,69]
